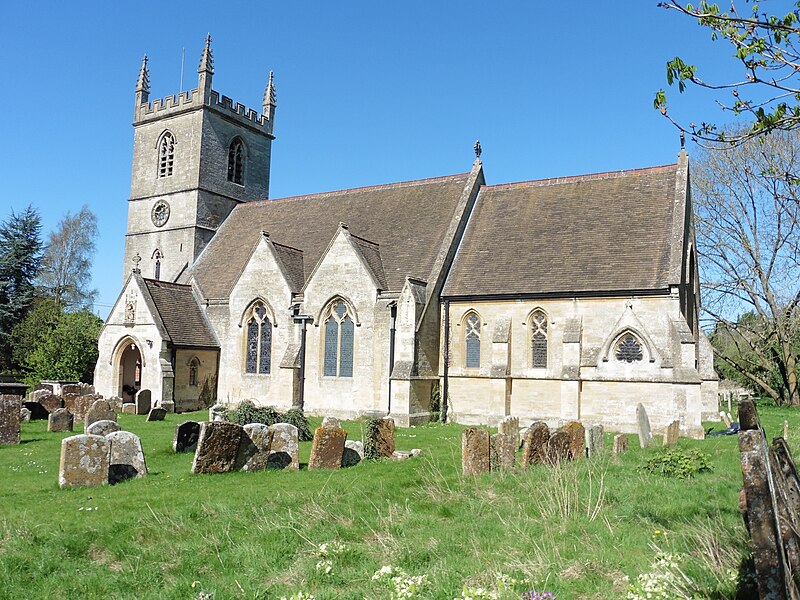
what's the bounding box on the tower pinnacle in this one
[263,71,277,135]
[134,55,150,117]
[198,34,214,101]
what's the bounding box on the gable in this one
[142,279,218,348]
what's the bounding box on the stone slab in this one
[612,433,629,454]
[309,425,347,470]
[85,399,116,430]
[0,395,22,445]
[636,403,653,448]
[121,403,136,415]
[173,421,201,452]
[498,415,519,437]
[585,424,604,458]
[38,394,63,414]
[268,423,299,470]
[58,434,110,488]
[546,430,571,466]
[107,430,147,484]
[48,408,74,433]
[70,394,98,421]
[342,440,364,467]
[491,432,517,471]
[146,407,167,422]
[462,428,490,475]
[521,422,550,467]
[241,423,274,472]
[86,420,120,437]
[663,420,680,446]
[192,422,243,474]
[563,421,586,460]
[135,389,152,416]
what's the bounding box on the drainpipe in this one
[387,301,397,415]
[442,298,450,423]
[292,304,313,411]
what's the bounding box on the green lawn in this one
[0,405,792,599]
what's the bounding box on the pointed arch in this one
[314,295,360,326]
[241,300,273,374]
[110,335,147,367]
[152,249,163,280]
[227,137,246,185]
[187,356,201,386]
[608,329,648,364]
[528,308,548,368]
[156,130,176,178]
[320,297,356,377]
[461,310,482,368]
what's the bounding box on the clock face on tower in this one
[151,200,170,227]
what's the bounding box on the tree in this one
[694,129,800,404]
[9,297,61,370]
[0,206,42,372]
[37,204,98,309]
[655,1,800,144]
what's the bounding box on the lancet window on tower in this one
[244,302,272,374]
[158,132,175,178]
[227,139,245,185]
[323,300,354,377]
[530,309,548,368]
[464,311,481,368]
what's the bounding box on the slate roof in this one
[192,173,471,299]
[142,279,219,347]
[443,165,679,297]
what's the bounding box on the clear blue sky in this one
[0,2,744,318]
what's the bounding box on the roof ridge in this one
[484,163,678,191]
[143,278,192,290]
[271,241,304,254]
[348,232,380,249]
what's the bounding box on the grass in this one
[0,404,794,599]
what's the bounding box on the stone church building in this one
[95,38,718,438]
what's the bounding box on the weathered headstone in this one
[663,420,680,446]
[173,421,201,452]
[146,407,167,422]
[462,428,490,475]
[521,422,550,467]
[720,410,732,427]
[86,419,121,437]
[498,415,519,437]
[19,407,31,422]
[107,396,124,414]
[309,423,347,470]
[321,416,341,428]
[739,398,760,431]
[33,383,54,394]
[490,432,517,471]
[135,389,152,416]
[80,383,95,396]
[612,433,629,454]
[29,389,50,403]
[192,422,243,474]
[62,393,79,415]
[38,394,63,414]
[375,417,396,457]
[241,423,274,472]
[636,403,653,448]
[563,421,586,460]
[58,434,110,488]
[209,403,227,422]
[107,430,147,484]
[0,395,22,444]
[60,384,81,396]
[342,440,364,467]
[585,424,604,457]
[268,423,299,470]
[71,394,98,420]
[546,430,572,465]
[48,408,74,433]
[121,403,136,415]
[85,399,116,430]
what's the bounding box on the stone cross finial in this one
[474,140,482,159]
[198,33,214,74]
[132,252,142,273]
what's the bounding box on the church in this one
[94,38,719,438]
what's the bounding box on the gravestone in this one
[309,423,347,470]
[321,416,340,428]
[375,417,396,457]
[107,430,147,484]
[498,415,519,437]
[38,394,63,414]
[173,421,201,452]
[241,423,274,472]
[585,424,604,458]
[563,421,586,460]
[19,407,31,422]
[33,383,54,394]
[0,395,22,444]
[636,403,653,448]
[739,398,760,431]
[720,410,732,427]
[135,389,152,416]
[462,428,490,475]
[22,401,48,420]
[80,383,95,396]
[107,396,124,413]
[71,394,98,420]
[48,408,74,433]
[146,407,167,422]
[663,420,680,446]
[342,440,364,467]
[86,420,120,437]
[521,422,550,467]
[121,403,136,415]
[29,389,51,403]
[62,393,79,416]
[192,422,243,474]
[613,433,629,454]
[85,399,116,430]
[61,384,81,396]
[546,430,572,465]
[268,423,299,470]
[490,432,517,471]
[209,403,227,422]
[58,434,110,488]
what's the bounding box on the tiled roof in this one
[192,173,471,299]
[142,279,219,348]
[271,242,305,293]
[349,233,387,290]
[443,165,679,297]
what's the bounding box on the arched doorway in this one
[119,342,142,402]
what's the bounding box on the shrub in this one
[226,401,312,441]
[283,408,313,441]
[641,448,713,479]
[198,375,217,408]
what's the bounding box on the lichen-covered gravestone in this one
[20,407,31,422]
[663,420,680,446]
[462,428,490,475]
[309,422,347,470]
[192,422,243,474]
[71,394,99,421]
[48,408,74,433]
[107,430,148,484]
[0,395,22,445]
[498,415,519,437]
[209,403,227,422]
[636,403,653,448]
[521,422,550,467]
[268,423,299,470]
[38,394,63,415]
[342,440,364,467]
[546,430,572,466]
[613,433,629,454]
[85,399,116,430]
[173,421,201,452]
[490,432,517,471]
[58,434,110,488]
[61,384,81,396]
[135,389,152,416]
[146,407,167,422]
[86,419,120,437]
[241,423,274,472]
[585,424,604,458]
[563,421,586,460]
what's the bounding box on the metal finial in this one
[474,140,482,159]
[680,131,685,150]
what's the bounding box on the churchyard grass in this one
[0,406,793,599]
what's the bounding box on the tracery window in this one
[189,357,199,386]
[323,300,354,377]
[464,311,481,368]
[530,309,548,368]
[158,132,175,178]
[227,138,245,185]
[615,332,644,363]
[245,302,272,374]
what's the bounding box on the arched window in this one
[158,132,175,178]
[530,309,548,368]
[152,249,163,280]
[227,138,245,185]
[615,332,644,363]
[244,302,272,374]
[134,359,142,387]
[464,311,481,368]
[323,299,354,377]
[188,357,200,386]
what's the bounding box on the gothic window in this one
[189,357,199,387]
[152,249,163,280]
[323,300,354,377]
[530,309,548,368]
[464,311,481,368]
[227,138,245,185]
[134,359,141,387]
[244,302,272,374]
[615,332,644,363]
[158,131,175,178]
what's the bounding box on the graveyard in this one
[1,397,789,599]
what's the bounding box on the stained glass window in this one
[531,310,548,368]
[158,132,175,178]
[323,300,355,377]
[246,318,259,373]
[227,139,244,185]
[244,302,271,374]
[616,333,643,363]
[465,312,481,368]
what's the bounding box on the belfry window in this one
[530,309,548,368]
[464,311,481,368]
[245,302,272,374]
[227,139,245,185]
[323,300,354,377]
[158,132,175,178]
[615,333,644,363]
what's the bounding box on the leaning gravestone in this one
[85,399,116,430]
[613,433,629,454]
[663,420,680,446]
[20,407,31,423]
[107,430,147,484]
[490,432,517,471]
[309,423,347,470]
[342,440,364,467]
[107,396,124,413]
[48,408,74,433]
[209,404,227,422]
[72,394,99,421]
[135,389,152,416]
[0,395,22,445]
[38,394,63,414]
[29,389,51,403]
[498,415,519,437]
[86,419,120,437]
[58,434,110,488]
[241,423,274,472]
[268,423,299,470]
[563,421,586,460]
[636,403,653,448]
[173,421,201,453]
[546,430,572,466]
[146,407,167,422]
[585,424,604,458]
[521,422,550,467]
[192,422,243,474]
[462,428,490,475]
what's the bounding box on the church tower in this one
[123,35,276,283]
